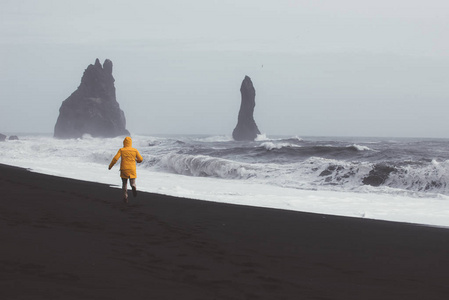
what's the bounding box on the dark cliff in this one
[54,59,130,139]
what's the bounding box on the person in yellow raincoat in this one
[109,137,143,202]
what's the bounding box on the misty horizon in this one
[2,1,449,138]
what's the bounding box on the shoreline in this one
[2,134,449,228]
[1,163,449,299]
[4,159,449,228]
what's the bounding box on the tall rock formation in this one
[232,76,260,141]
[54,59,130,139]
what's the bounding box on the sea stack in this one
[54,59,130,139]
[232,76,260,141]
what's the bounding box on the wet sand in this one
[1,163,449,299]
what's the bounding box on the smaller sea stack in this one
[232,76,260,141]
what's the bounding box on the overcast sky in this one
[1,0,449,138]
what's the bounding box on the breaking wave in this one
[158,153,258,179]
[153,151,449,197]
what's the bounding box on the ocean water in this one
[1,133,449,227]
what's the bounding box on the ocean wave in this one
[260,142,302,151]
[158,152,258,179]
[195,135,234,143]
[255,134,303,143]
[151,151,449,196]
[349,144,372,151]
[294,158,449,196]
[385,159,449,194]
[237,142,374,163]
[153,154,370,192]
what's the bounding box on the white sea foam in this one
[195,135,233,143]
[385,159,449,194]
[350,144,372,151]
[260,142,279,150]
[255,133,270,141]
[1,134,449,228]
[260,141,300,151]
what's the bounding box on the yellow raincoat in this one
[109,137,143,178]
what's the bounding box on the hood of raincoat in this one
[123,136,132,148]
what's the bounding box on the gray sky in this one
[1,0,449,138]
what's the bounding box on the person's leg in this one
[130,178,137,197]
[122,178,128,202]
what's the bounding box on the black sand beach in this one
[1,163,449,299]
